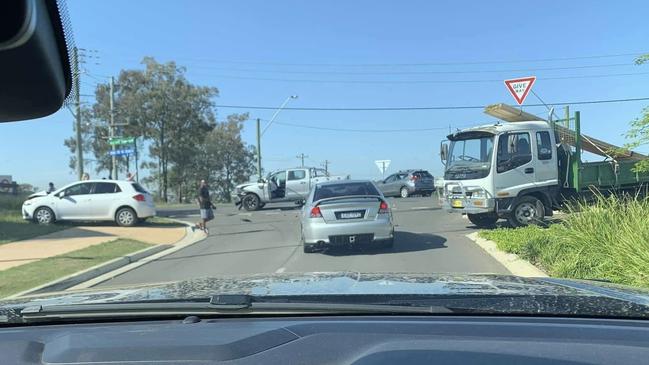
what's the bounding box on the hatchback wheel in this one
[116,207,137,227]
[34,207,55,224]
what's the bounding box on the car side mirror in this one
[0,0,74,122]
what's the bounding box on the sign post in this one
[504,76,536,105]
[374,160,391,178]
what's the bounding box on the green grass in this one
[0,194,67,245]
[480,195,649,288]
[0,239,152,298]
[0,211,68,245]
[0,193,30,212]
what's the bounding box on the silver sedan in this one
[300,180,395,253]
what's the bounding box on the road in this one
[97,197,509,287]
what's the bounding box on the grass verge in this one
[479,195,649,289]
[1,194,68,245]
[0,211,67,245]
[0,239,152,298]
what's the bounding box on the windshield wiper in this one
[16,294,453,323]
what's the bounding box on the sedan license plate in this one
[451,199,463,208]
[339,211,363,219]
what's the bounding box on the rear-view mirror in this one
[0,0,74,122]
[440,142,449,164]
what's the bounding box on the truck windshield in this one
[445,136,493,180]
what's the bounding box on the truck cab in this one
[441,121,558,227]
[266,168,313,201]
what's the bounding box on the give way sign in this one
[504,76,536,105]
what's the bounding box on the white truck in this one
[439,104,649,228]
[233,167,348,211]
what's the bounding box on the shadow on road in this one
[157,209,197,217]
[322,231,447,256]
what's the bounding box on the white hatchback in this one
[22,180,156,227]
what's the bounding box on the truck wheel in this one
[467,213,499,228]
[507,196,545,228]
[400,187,410,198]
[242,194,261,211]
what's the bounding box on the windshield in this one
[445,136,493,179]
[2,0,649,322]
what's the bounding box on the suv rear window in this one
[413,171,433,178]
[314,182,380,201]
[131,183,149,194]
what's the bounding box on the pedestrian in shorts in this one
[195,179,215,233]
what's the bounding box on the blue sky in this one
[3,0,649,190]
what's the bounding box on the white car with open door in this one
[22,180,156,227]
[233,167,348,211]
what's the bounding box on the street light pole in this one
[261,95,298,136]
[256,95,297,181]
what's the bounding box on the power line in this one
[197,71,649,84]
[185,62,634,75]
[271,120,453,133]
[218,96,649,112]
[99,50,648,67]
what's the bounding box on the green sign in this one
[108,137,135,145]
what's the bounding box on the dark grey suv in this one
[375,170,435,198]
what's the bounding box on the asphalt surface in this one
[97,197,509,287]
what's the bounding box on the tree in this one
[67,57,218,201]
[625,55,649,172]
[202,114,256,202]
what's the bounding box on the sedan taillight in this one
[133,194,146,202]
[379,200,390,214]
[310,206,322,218]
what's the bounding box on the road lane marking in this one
[275,267,286,273]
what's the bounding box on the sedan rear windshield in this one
[314,182,380,201]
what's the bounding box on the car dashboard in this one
[2,315,649,364]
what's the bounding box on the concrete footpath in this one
[0,224,187,271]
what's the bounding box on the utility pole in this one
[134,137,139,182]
[296,153,308,167]
[256,118,262,181]
[109,76,116,180]
[322,160,330,174]
[73,47,83,180]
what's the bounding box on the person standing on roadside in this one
[81,173,90,181]
[195,179,215,233]
[46,182,56,194]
